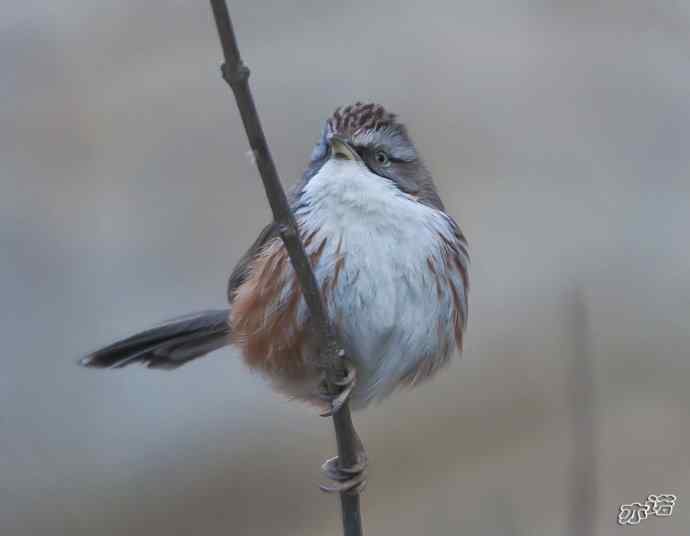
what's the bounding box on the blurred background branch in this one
[567,288,597,536]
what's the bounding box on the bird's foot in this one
[318,351,357,417]
[320,448,368,495]
[317,352,366,494]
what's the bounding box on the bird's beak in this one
[329,136,360,162]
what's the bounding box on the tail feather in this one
[80,309,230,369]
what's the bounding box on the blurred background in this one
[2,1,689,534]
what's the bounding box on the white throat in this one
[300,158,418,227]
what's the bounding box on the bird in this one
[81,102,469,493]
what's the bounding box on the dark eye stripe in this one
[352,145,413,164]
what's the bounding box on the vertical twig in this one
[208,2,364,534]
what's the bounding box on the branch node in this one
[221,61,250,87]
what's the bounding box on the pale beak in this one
[329,136,360,162]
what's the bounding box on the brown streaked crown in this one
[326,102,401,139]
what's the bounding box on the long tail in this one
[80,309,231,370]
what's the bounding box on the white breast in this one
[296,158,466,407]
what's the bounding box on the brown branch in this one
[208,2,364,535]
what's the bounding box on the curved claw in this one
[319,380,356,417]
[333,363,356,387]
[321,455,367,479]
[319,470,367,494]
[319,358,358,417]
[320,452,368,495]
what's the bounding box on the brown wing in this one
[227,222,279,303]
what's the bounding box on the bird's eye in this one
[374,150,390,166]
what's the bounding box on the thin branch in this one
[208,2,364,535]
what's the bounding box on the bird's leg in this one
[320,427,368,495]
[318,354,367,494]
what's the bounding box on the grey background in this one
[2,1,689,534]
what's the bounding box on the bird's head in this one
[306,102,442,208]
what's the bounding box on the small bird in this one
[82,102,469,492]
